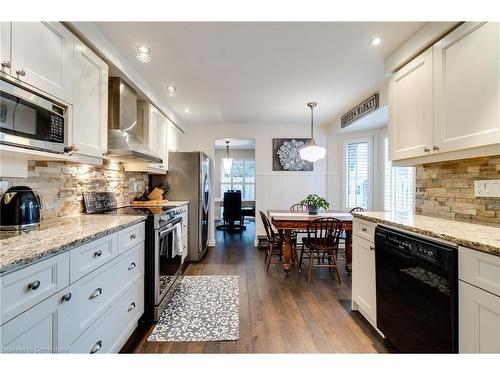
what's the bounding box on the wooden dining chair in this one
[349,207,365,213]
[259,211,298,271]
[299,217,343,284]
[290,203,308,212]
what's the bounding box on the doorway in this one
[213,138,256,238]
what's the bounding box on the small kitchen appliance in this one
[0,186,41,230]
[0,79,68,154]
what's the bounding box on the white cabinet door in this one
[0,290,62,354]
[10,22,73,102]
[0,22,11,75]
[434,22,500,153]
[144,103,167,170]
[389,47,434,160]
[352,235,377,323]
[459,281,500,353]
[72,37,108,158]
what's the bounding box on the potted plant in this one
[299,194,330,215]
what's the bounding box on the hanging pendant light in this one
[300,102,326,162]
[222,140,234,175]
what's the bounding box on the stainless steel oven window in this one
[154,217,182,305]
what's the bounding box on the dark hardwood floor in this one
[121,221,391,353]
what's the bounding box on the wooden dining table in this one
[268,210,353,275]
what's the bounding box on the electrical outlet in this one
[474,180,500,198]
[0,181,11,193]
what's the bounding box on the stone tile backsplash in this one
[416,155,500,223]
[0,160,148,219]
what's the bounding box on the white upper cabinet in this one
[0,22,11,75]
[389,47,434,160]
[10,22,73,103]
[433,22,500,153]
[389,22,500,163]
[72,37,108,159]
[127,102,168,173]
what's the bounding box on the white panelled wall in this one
[181,123,328,245]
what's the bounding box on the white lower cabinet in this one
[459,246,500,353]
[352,234,377,327]
[1,252,69,325]
[70,278,144,354]
[59,244,143,347]
[0,222,145,354]
[459,281,500,353]
[0,289,62,353]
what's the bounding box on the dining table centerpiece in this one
[299,194,330,215]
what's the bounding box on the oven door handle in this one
[159,217,182,237]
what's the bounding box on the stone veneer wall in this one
[416,155,500,224]
[0,160,148,219]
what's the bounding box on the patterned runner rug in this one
[148,275,239,342]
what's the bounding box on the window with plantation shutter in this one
[344,141,370,210]
[383,137,415,213]
[220,158,255,200]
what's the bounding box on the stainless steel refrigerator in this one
[152,152,211,261]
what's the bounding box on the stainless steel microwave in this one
[0,79,68,154]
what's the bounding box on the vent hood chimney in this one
[106,77,162,163]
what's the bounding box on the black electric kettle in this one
[0,186,41,230]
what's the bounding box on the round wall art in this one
[272,138,314,171]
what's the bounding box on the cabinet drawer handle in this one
[94,250,103,257]
[369,246,375,251]
[361,227,367,232]
[433,145,440,151]
[1,60,10,69]
[16,68,26,76]
[130,234,136,240]
[127,302,136,312]
[424,147,431,152]
[89,288,103,300]
[90,340,102,354]
[128,262,137,270]
[28,280,41,290]
[62,292,72,302]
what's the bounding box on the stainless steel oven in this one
[154,214,182,316]
[0,79,68,153]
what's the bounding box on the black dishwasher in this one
[375,226,458,353]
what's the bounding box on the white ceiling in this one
[95,22,423,128]
[214,138,255,150]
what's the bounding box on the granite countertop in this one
[0,214,147,275]
[352,211,500,256]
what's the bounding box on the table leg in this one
[345,229,353,274]
[282,229,292,275]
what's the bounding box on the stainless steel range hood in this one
[106,77,162,163]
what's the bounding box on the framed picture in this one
[272,138,314,171]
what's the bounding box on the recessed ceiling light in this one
[184,108,191,114]
[370,36,382,46]
[166,85,177,97]
[136,45,151,63]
